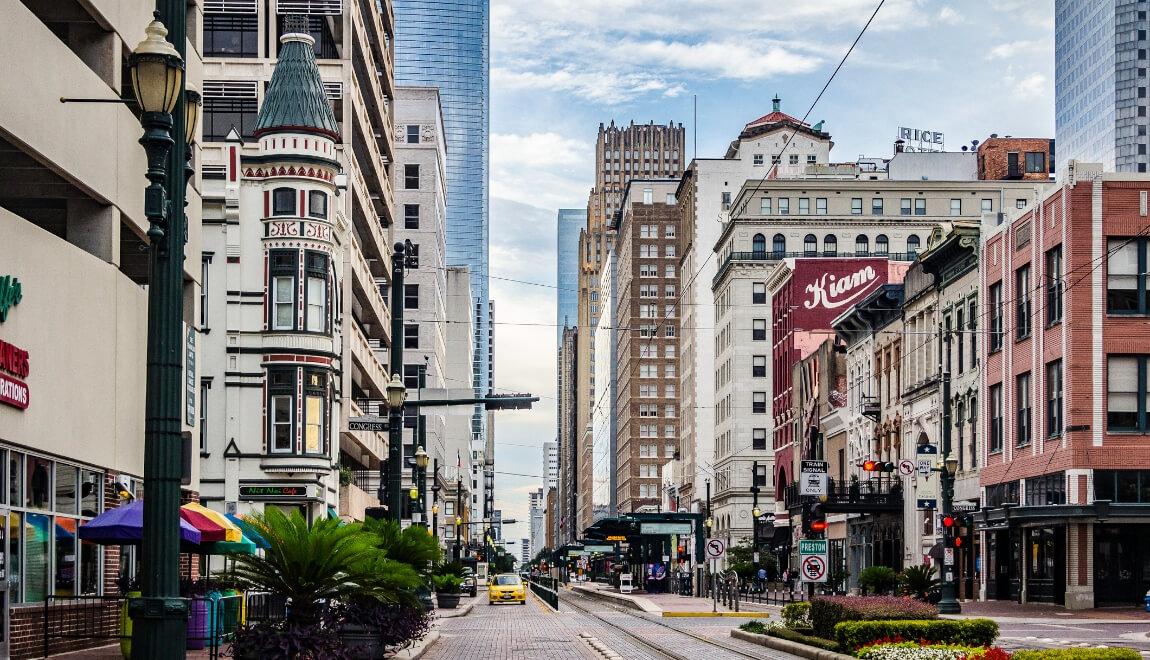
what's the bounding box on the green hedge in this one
[835,618,999,652]
[738,620,768,635]
[765,625,842,652]
[810,596,938,639]
[1012,650,1141,660]
[782,601,812,630]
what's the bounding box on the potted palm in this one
[433,574,463,609]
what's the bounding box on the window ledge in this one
[1016,442,1032,449]
[1015,333,1032,343]
[988,449,1004,456]
[1105,428,1150,435]
[1045,320,1062,330]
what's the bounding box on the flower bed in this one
[810,596,938,638]
[1011,650,1141,660]
[857,642,1011,660]
[835,619,999,653]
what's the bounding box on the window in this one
[665,325,676,338]
[664,404,677,417]
[665,384,676,397]
[1016,198,1028,209]
[968,300,978,370]
[643,188,653,204]
[807,154,817,164]
[404,204,419,229]
[778,198,790,215]
[199,379,210,453]
[640,364,657,378]
[404,323,419,348]
[752,392,767,414]
[823,234,838,256]
[907,234,921,258]
[665,364,676,378]
[269,250,297,330]
[1046,360,1063,438]
[989,282,1003,352]
[799,198,810,214]
[871,198,884,215]
[665,264,676,278]
[875,234,889,256]
[639,404,658,418]
[404,164,420,189]
[203,82,258,140]
[1046,245,1063,324]
[760,197,772,214]
[752,356,766,377]
[956,307,965,373]
[305,251,328,332]
[754,154,764,166]
[900,198,912,216]
[1025,152,1045,173]
[990,383,1003,452]
[201,255,211,329]
[1107,238,1148,313]
[721,192,732,210]
[772,234,786,256]
[915,198,927,215]
[665,225,676,238]
[1107,355,1149,431]
[752,319,766,341]
[303,371,327,453]
[269,370,294,453]
[272,187,296,216]
[404,284,419,309]
[816,198,827,214]
[789,154,799,165]
[804,234,817,256]
[1017,372,1032,446]
[950,198,962,216]
[752,283,766,304]
[982,198,993,212]
[665,244,677,257]
[752,428,768,450]
[851,198,863,215]
[1016,264,1031,340]
[406,124,420,144]
[855,234,869,255]
[204,14,258,57]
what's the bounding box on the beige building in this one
[0,0,203,654]
[613,179,682,514]
[574,121,684,532]
[198,0,396,521]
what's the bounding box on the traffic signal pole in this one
[938,332,961,614]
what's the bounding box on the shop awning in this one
[78,500,202,546]
[225,513,270,550]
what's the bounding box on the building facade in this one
[1055,0,1145,171]
[557,208,584,334]
[394,0,493,481]
[575,121,684,532]
[557,326,579,543]
[980,165,1150,609]
[613,179,682,514]
[590,250,617,521]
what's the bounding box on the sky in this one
[485,0,1056,546]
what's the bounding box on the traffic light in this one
[861,459,896,473]
[808,502,827,536]
[941,514,957,548]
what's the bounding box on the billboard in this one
[789,258,890,331]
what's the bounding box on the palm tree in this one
[899,564,941,602]
[365,518,441,574]
[229,508,421,624]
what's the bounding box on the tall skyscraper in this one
[556,208,584,337]
[575,121,685,531]
[394,0,493,452]
[1055,0,1142,171]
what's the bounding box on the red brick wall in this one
[977,138,1052,181]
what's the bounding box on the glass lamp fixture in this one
[386,374,407,408]
[183,84,201,146]
[944,455,959,476]
[128,14,183,114]
[414,446,429,469]
[752,507,761,518]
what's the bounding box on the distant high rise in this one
[556,209,584,337]
[394,0,492,454]
[1055,0,1142,171]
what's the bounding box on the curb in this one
[730,629,854,660]
[393,630,441,660]
[662,611,772,618]
[571,585,661,613]
[437,602,474,618]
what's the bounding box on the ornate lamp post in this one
[127,11,195,659]
[383,372,407,519]
[414,445,429,525]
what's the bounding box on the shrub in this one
[330,601,432,651]
[899,564,941,601]
[764,624,842,652]
[810,596,938,638]
[835,619,999,652]
[739,620,769,635]
[858,566,900,595]
[226,621,350,660]
[432,574,463,594]
[782,601,812,630]
[1012,650,1141,660]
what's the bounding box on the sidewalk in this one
[949,600,1150,624]
[571,581,782,616]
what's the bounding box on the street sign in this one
[898,459,915,476]
[944,548,955,566]
[800,460,829,497]
[349,417,387,432]
[799,539,828,583]
[917,498,938,509]
[952,501,978,512]
[917,459,932,476]
[640,522,693,535]
[705,538,727,559]
[917,444,939,454]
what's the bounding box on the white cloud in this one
[615,40,822,81]
[1014,73,1047,96]
[490,132,592,210]
[938,6,961,24]
[492,132,587,169]
[985,39,1046,60]
[493,68,685,104]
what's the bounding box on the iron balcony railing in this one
[713,250,917,287]
[785,477,904,513]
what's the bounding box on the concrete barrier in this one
[730,629,855,660]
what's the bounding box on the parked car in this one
[462,573,477,597]
[488,574,526,605]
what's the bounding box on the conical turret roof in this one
[254,17,340,140]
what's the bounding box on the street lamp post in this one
[751,460,761,576]
[414,445,429,525]
[127,11,197,658]
[381,240,408,520]
[431,458,441,538]
[938,351,962,615]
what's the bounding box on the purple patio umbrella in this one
[77,500,202,545]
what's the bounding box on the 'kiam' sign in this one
[0,275,22,322]
[789,259,889,331]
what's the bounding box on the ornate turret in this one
[254,15,340,140]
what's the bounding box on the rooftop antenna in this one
[693,94,697,161]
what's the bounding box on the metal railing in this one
[739,579,808,605]
[714,250,917,286]
[785,477,904,511]
[528,577,560,610]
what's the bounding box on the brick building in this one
[980,163,1150,609]
[977,136,1055,182]
[613,179,682,514]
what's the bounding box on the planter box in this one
[435,593,460,609]
[341,624,386,660]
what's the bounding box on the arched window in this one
[804,234,817,256]
[875,234,889,256]
[855,234,869,255]
[907,234,921,257]
[272,187,296,216]
[823,234,838,256]
[752,233,766,254]
[772,233,786,256]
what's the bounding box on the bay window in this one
[305,251,329,332]
[272,187,296,216]
[270,250,297,331]
[308,191,328,219]
[269,369,294,453]
[303,371,327,454]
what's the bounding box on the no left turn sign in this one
[801,555,827,582]
[705,538,727,559]
[898,459,915,476]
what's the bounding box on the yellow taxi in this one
[487,573,526,605]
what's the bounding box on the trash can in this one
[1144,590,1150,613]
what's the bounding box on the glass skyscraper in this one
[394,0,491,441]
[556,208,584,340]
[1055,0,1147,172]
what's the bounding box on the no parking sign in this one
[798,539,828,583]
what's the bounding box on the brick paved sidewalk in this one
[956,600,1150,622]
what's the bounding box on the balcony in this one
[341,398,386,464]
[349,229,391,345]
[351,318,391,397]
[713,250,917,287]
[860,396,881,422]
[339,479,377,521]
[784,477,903,514]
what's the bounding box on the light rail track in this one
[560,588,786,660]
